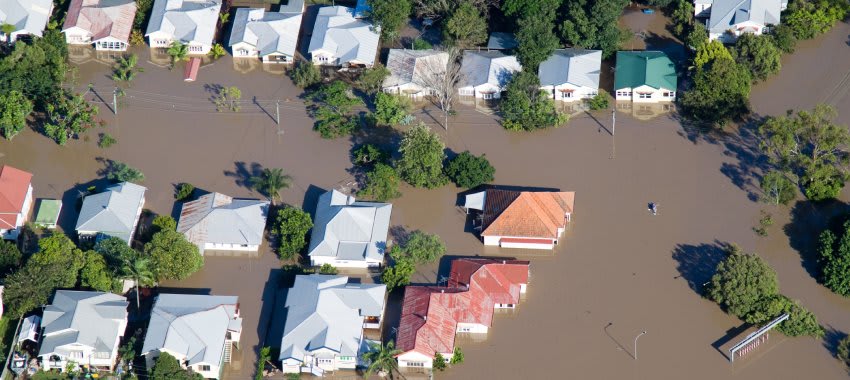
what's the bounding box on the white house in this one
[145,0,222,55]
[458,50,522,99]
[75,182,146,245]
[307,6,379,67]
[62,0,137,51]
[0,0,53,43]
[176,192,269,255]
[705,0,783,43]
[308,190,391,269]
[279,275,386,375]
[0,165,33,240]
[142,294,242,380]
[38,291,129,372]
[538,49,602,102]
[229,0,303,63]
[613,51,677,103]
[382,49,449,99]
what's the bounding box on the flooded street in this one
[3,19,850,380]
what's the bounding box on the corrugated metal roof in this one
[0,0,52,37]
[459,50,522,89]
[308,6,380,66]
[538,49,602,89]
[229,7,302,58]
[145,0,222,47]
[308,190,391,263]
[39,291,128,358]
[176,192,269,253]
[384,49,449,89]
[75,182,146,244]
[613,51,677,91]
[63,0,137,43]
[708,0,781,34]
[486,32,518,50]
[0,165,31,229]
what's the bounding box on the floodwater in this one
[2,20,850,380]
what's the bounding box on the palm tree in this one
[121,253,155,310]
[249,168,292,204]
[363,341,402,379]
[208,43,226,60]
[112,54,144,83]
[1,23,15,44]
[166,41,189,67]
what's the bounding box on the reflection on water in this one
[616,101,674,121]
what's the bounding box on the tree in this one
[412,38,432,50]
[0,240,21,278]
[318,263,338,275]
[290,61,321,88]
[381,258,415,291]
[769,24,797,53]
[515,16,560,71]
[112,54,144,84]
[0,29,68,107]
[308,81,362,138]
[397,123,447,188]
[760,170,796,205]
[693,40,732,69]
[670,0,694,37]
[98,133,117,148]
[272,207,313,259]
[585,90,611,111]
[450,347,464,364]
[152,215,178,233]
[838,336,850,366]
[367,0,411,41]
[249,167,292,204]
[411,0,495,20]
[686,22,708,51]
[150,352,203,380]
[1,23,15,44]
[443,2,488,48]
[399,231,445,264]
[359,163,402,201]
[214,86,242,112]
[146,229,203,281]
[134,0,153,29]
[357,65,391,97]
[175,183,195,201]
[708,250,780,319]
[784,0,849,40]
[104,161,145,182]
[731,34,781,82]
[43,91,98,145]
[80,251,115,292]
[500,71,568,131]
[166,42,189,66]
[363,341,402,379]
[433,353,447,370]
[95,236,137,272]
[4,261,70,317]
[353,144,390,167]
[0,90,33,140]
[373,93,411,126]
[415,48,462,130]
[758,105,850,201]
[818,221,850,296]
[445,151,495,189]
[30,233,86,288]
[208,43,226,60]
[680,57,751,126]
[560,0,630,58]
[121,252,154,309]
[502,0,559,18]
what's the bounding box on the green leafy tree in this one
[152,215,178,232]
[838,336,850,366]
[44,91,99,145]
[0,240,22,278]
[208,43,226,59]
[112,54,144,84]
[769,24,797,53]
[670,0,694,37]
[308,81,363,138]
[708,250,780,319]
[784,0,849,40]
[397,123,448,188]
[686,22,708,51]
[398,231,445,264]
[680,57,751,126]
[272,207,313,259]
[0,90,33,140]
[257,346,272,380]
[731,34,781,82]
[758,105,850,201]
[515,16,560,71]
[433,352,447,370]
[818,221,850,296]
[30,233,86,288]
[445,151,495,189]
[4,261,69,316]
[374,92,411,126]
[381,258,415,291]
[121,252,154,309]
[249,167,292,204]
[150,352,203,380]
[358,65,391,96]
[501,71,568,131]
[80,251,115,292]
[0,29,68,107]
[214,86,242,112]
[411,38,432,50]
[502,0,560,18]
[1,23,15,43]
[586,90,611,111]
[359,163,402,201]
[318,263,338,275]
[166,42,189,66]
[560,0,630,58]
[95,236,138,272]
[146,229,203,281]
[412,0,490,20]
[450,347,464,364]
[693,40,732,69]
[362,341,402,379]
[353,144,390,167]
[105,161,145,182]
[175,183,195,201]
[134,0,153,29]
[760,170,796,205]
[368,0,411,41]
[290,61,322,88]
[443,2,488,48]
[98,133,117,148]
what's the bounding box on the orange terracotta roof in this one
[481,190,574,239]
[0,166,32,229]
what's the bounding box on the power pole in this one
[276,99,280,126]
[113,87,118,115]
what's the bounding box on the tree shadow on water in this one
[822,326,848,360]
[672,241,730,295]
[784,200,850,280]
[223,161,262,190]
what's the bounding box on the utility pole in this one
[634,331,647,360]
[276,99,280,126]
[113,87,118,115]
[612,109,615,136]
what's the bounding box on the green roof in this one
[35,199,62,226]
[614,51,677,91]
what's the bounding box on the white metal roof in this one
[145,0,222,47]
[308,190,391,263]
[308,6,379,66]
[75,182,146,243]
[229,7,302,58]
[383,49,449,89]
[538,49,602,89]
[459,50,522,89]
[0,0,52,37]
[708,0,781,34]
[176,192,269,252]
[39,291,128,357]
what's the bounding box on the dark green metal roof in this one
[614,51,677,91]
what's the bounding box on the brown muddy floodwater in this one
[3,20,850,379]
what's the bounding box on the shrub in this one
[105,161,145,183]
[445,151,495,189]
[412,38,433,50]
[359,163,402,202]
[433,352,447,371]
[98,133,117,148]
[586,91,611,111]
[353,144,390,167]
[174,183,195,201]
[708,250,779,319]
[318,263,338,275]
[272,207,314,259]
[290,61,321,88]
[838,336,850,366]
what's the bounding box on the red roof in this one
[481,190,574,239]
[63,0,137,43]
[0,166,32,229]
[396,259,530,358]
[184,57,202,82]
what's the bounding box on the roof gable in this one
[460,50,522,89]
[708,0,781,33]
[75,182,146,243]
[538,49,602,89]
[38,291,128,357]
[63,0,137,43]
[614,51,677,91]
[177,192,269,251]
[308,190,391,262]
[307,6,379,66]
[481,190,574,239]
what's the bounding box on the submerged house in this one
[396,259,529,368]
[0,165,33,240]
[382,49,449,99]
[75,182,146,245]
[704,0,783,42]
[141,294,242,379]
[279,275,386,375]
[229,0,304,63]
[146,0,222,54]
[308,189,391,269]
[177,192,269,255]
[538,49,602,102]
[465,189,575,250]
[38,291,129,372]
[613,51,677,103]
[308,6,379,68]
[62,0,137,51]
[458,50,522,99]
[0,0,53,42]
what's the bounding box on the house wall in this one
[483,235,555,249]
[262,53,292,63]
[457,322,488,333]
[694,3,711,17]
[144,349,223,379]
[94,37,128,51]
[614,85,675,103]
[232,42,259,58]
[708,21,768,43]
[147,32,173,48]
[310,255,381,269]
[129,196,145,243]
[311,50,338,66]
[20,184,33,228]
[540,84,598,102]
[64,27,92,45]
[383,83,430,98]
[397,351,436,368]
[203,242,259,252]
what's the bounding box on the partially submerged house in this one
[382,49,449,98]
[307,6,379,68]
[141,294,242,380]
[38,291,129,372]
[279,275,386,375]
[538,49,602,102]
[704,0,783,42]
[0,0,53,42]
[177,192,269,255]
[308,189,391,269]
[396,259,529,368]
[613,51,677,103]
[458,50,522,99]
[229,0,304,63]
[464,189,575,250]
[0,165,32,240]
[146,0,222,55]
[75,182,146,245]
[62,0,137,51]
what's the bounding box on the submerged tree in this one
[272,206,313,259]
[249,167,292,204]
[0,90,33,140]
[414,48,462,130]
[397,123,448,188]
[43,91,99,145]
[501,71,567,131]
[362,341,402,379]
[112,54,144,84]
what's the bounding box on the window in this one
[407,361,424,367]
[240,244,249,247]
[70,351,84,359]
[459,327,471,332]
[339,356,354,361]
[318,358,333,365]
[198,365,211,372]
[482,93,496,100]
[318,56,329,62]
[616,91,632,97]
[189,44,203,52]
[93,351,111,359]
[638,93,652,99]
[459,89,473,96]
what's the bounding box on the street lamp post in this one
[634,331,647,360]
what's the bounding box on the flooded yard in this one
[3,19,850,380]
